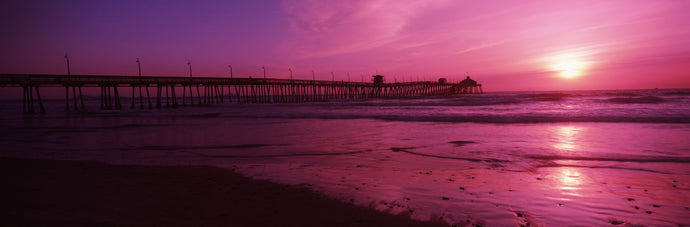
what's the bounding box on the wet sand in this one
[0,158,446,226]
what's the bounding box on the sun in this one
[547,53,589,79]
[553,60,585,78]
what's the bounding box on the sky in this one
[1,0,689,91]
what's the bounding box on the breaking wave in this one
[603,96,665,104]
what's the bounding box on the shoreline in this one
[0,157,447,226]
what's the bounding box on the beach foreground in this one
[0,158,446,226]
[1,90,688,226]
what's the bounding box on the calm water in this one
[1,88,689,226]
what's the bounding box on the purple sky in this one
[2,0,689,91]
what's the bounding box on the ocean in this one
[1,88,689,226]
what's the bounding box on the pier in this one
[0,74,482,114]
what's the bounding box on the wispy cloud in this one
[280,0,451,59]
[455,40,506,55]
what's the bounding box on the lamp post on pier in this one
[187,61,193,79]
[64,54,71,80]
[136,58,142,79]
[262,65,266,80]
[63,53,73,111]
[228,64,233,79]
[289,68,293,80]
[312,70,315,81]
[134,58,144,109]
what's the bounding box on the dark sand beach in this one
[0,158,446,226]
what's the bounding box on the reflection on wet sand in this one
[551,126,586,197]
[557,167,583,197]
[552,125,581,152]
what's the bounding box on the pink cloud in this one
[280,0,451,59]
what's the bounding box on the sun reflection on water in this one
[553,126,581,152]
[551,126,587,197]
[559,168,582,187]
[555,167,585,198]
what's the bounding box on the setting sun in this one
[546,53,590,79]
[553,60,585,78]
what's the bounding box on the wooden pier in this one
[0,74,483,114]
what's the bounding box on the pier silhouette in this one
[1,74,483,114]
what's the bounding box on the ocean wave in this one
[187,112,222,118]
[533,162,672,174]
[525,154,690,163]
[603,96,665,104]
[113,123,169,129]
[228,112,690,124]
[337,96,523,107]
[371,115,690,124]
[390,147,507,163]
[119,144,288,151]
[663,91,690,96]
[448,97,524,106]
[518,93,577,101]
[182,149,374,158]
[602,92,644,97]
